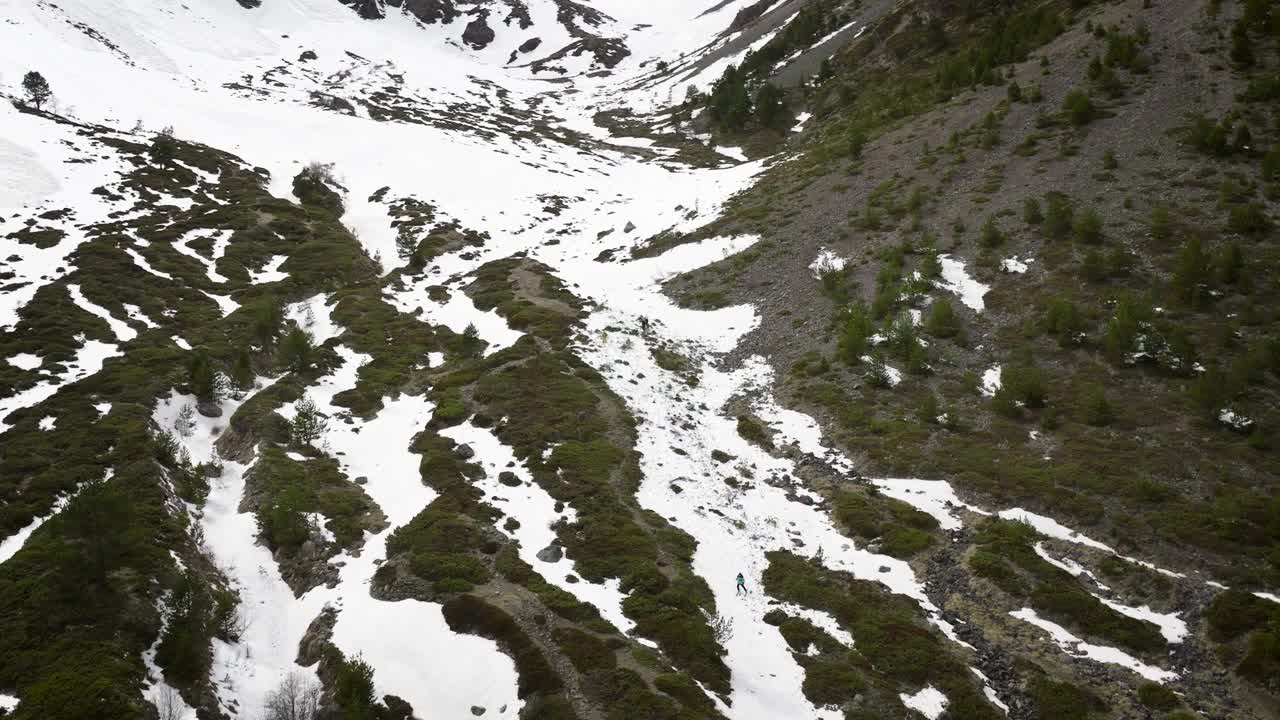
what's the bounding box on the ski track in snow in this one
[0,0,1243,714]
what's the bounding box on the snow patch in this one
[68,283,137,341]
[1010,608,1177,683]
[808,248,847,279]
[938,255,989,312]
[6,353,41,370]
[981,365,1002,397]
[899,686,948,719]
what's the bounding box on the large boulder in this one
[462,16,496,49]
[536,544,563,563]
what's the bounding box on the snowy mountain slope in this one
[1,0,1276,719]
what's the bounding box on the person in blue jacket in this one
[736,572,747,595]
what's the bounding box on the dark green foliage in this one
[552,628,617,672]
[1172,237,1212,308]
[980,215,1006,247]
[1227,203,1270,235]
[924,298,960,338]
[754,83,787,130]
[187,350,216,402]
[833,489,938,558]
[21,71,52,110]
[1149,205,1173,240]
[1027,673,1106,719]
[1062,89,1096,126]
[1206,589,1275,642]
[1082,385,1113,426]
[292,163,344,215]
[155,571,214,689]
[1023,196,1043,225]
[1186,113,1246,157]
[1136,681,1179,710]
[1072,208,1103,243]
[148,128,179,167]
[706,65,752,132]
[837,301,874,363]
[279,325,314,372]
[1042,192,1073,239]
[736,415,773,449]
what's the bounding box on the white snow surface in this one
[6,353,42,370]
[808,247,847,279]
[981,365,1002,397]
[938,255,989,312]
[900,685,948,720]
[0,694,17,712]
[249,254,289,284]
[1001,256,1031,273]
[1009,608,1178,683]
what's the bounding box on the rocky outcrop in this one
[462,15,496,49]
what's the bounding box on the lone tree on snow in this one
[22,71,52,110]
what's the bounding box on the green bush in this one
[1073,208,1103,243]
[1137,681,1179,710]
[1063,89,1097,125]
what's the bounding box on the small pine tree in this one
[1062,89,1096,126]
[280,326,314,372]
[754,83,787,130]
[1230,20,1255,67]
[231,348,254,389]
[1083,386,1113,426]
[919,249,942,280]
[291,396,328,447]
[188,351,217,402]
[1101,149,1117,170]
[252,302,283,347]
[1023,197,1043,225]
[980,216,1005,248]
[1043,193,1074,239]
[22,71,52,110]
[837,302,874,364]
[1082,248,1108,282]
[917,392,940,424]
[150,126,179,166]
[846,128,867,159]
[1073,208,1103,243]
[1007,80,1023,103]
[925,298,960,338]
[1149,205,1173,240]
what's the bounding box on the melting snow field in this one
[0,0,1247,715]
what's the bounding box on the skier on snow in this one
[736,572,747,595]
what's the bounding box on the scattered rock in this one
[471,707,486,717]
[196,400,222,418]
[354,476,368,485]
[456,443,475,459]
[498,471,521,487]
[623,220,636,233]
[536,544,563,563]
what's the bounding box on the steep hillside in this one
[0,1,1276,720]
